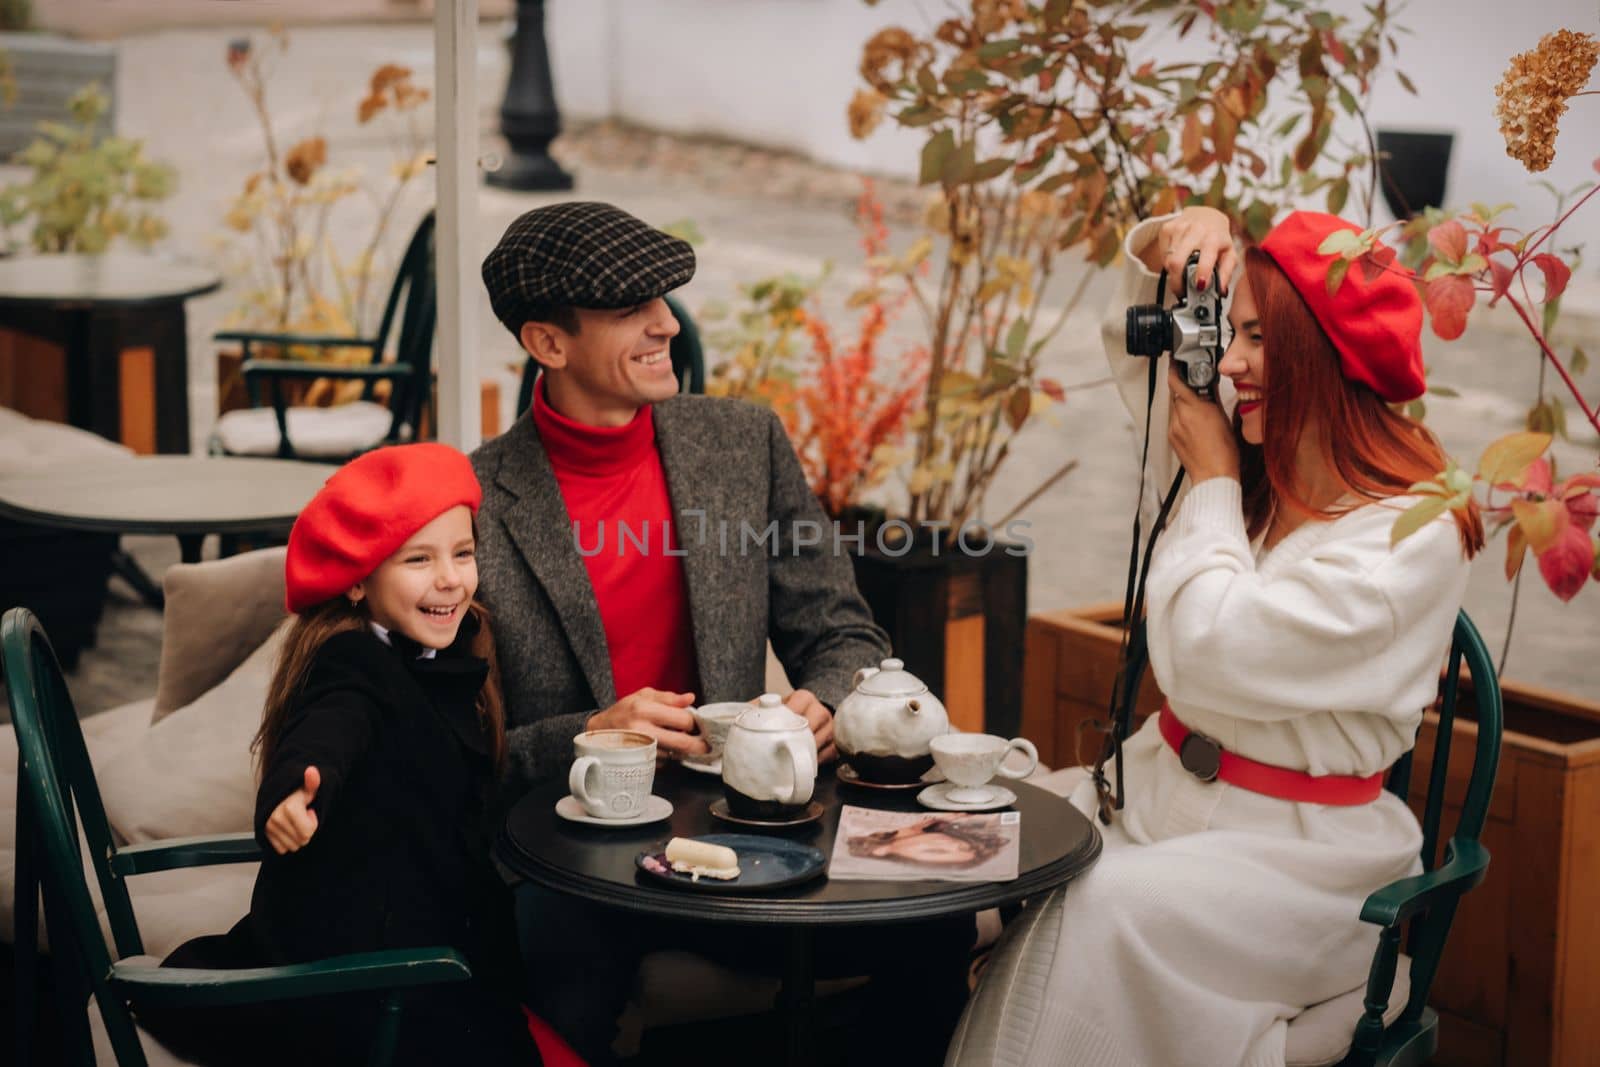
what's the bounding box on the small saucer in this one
[555,794,673,827]
[917,782,1017,812]
[680,756,722,776]
[709,798,825,829]
[837,762,944,791]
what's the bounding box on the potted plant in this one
[212,33,434,415]
[707,0,1401,734]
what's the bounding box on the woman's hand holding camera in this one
[1168,362,1239,484]
[1150,206,1237,296]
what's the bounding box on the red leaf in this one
[1532,253,1572,303]
[1038,377,1066,403]
[1516,456,1554,496]
[1424,275,1475,340]
[1357,244,1397,284]
[1536,524,1595,602]
[1488,258,1514,306]
[1427,219,1468,264]
[1505,523,1528,581]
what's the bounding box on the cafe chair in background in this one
[1114,611,1503,1067]
[208,211,437,463]
[514,293,706,417]
[5,606,473,1067]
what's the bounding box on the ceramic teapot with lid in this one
[833,657,950,783]
[720,693,818,819]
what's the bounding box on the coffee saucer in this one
[555,794,673,827]
[837,762,945,791]
[917,782,1017,812]
[709,798,825,830]
[680,756,722,776]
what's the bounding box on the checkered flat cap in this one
[482,202,695,331]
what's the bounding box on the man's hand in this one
[785,689,836,763]
[587,688,709,759]
[1167,361,1240,484]
[265,766,320,856]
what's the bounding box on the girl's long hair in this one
[253,598,508,776]
[1239,247,1484,557]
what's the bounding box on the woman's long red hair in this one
[1240,247,1483,557]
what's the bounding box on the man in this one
[472,202,971,1065]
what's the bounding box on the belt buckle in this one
[1179,732,1222,782]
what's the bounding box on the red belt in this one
[1158,704,1384,805]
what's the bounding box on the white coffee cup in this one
[929,733,1039,805]
[689,701,748,764]
[569,729,657,819]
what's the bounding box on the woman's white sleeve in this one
[1104,214,1180,530]
[1145,479,1469,719]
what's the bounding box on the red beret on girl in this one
[1258,211,1426,404]
[285,443,482,613]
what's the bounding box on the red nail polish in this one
[1196,277,1207,291]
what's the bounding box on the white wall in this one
[546,0,1600,255]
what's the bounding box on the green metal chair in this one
[1114,610,1502,1067]
[210,211,437,462]
[5,606,471,1066]
[513,293,706,417]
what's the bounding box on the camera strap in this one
[1091,300,1187,826]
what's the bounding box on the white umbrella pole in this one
[434,0,480,450]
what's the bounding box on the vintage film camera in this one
[1124,252,1224,397]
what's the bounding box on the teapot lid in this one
[857,658,929,698]
[734,693,807,732]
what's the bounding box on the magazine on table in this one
[827,804,1020,883]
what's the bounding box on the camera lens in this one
[1125,305,1171,357]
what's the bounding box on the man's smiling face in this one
[522,297,682,426]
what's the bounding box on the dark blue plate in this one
[636,833,827,894]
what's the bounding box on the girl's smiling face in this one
[350,505,477,649]
[1220,274,1267,445]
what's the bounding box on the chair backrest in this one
[366,211,438,441]
[1386,610,1502,1017]
[5,607,150,1064]
[513,293,706,417]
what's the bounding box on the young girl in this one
[949,207,1484,1067]
[148,443,581,1067]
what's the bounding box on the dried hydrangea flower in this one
[848,88,887,140]
[1494,29,1598,173]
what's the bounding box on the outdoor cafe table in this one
[497,760,1103,1066]
[0,455,331,605]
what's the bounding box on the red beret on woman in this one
[1258,210,1426,404]
[284,443,483,612]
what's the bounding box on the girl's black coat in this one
[149,620,539,1067]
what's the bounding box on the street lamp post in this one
[487,0,574,191]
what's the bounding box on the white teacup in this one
[929,733,1039,805]
[689,702,749,764]
[569,729,657,819]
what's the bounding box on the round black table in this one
[0,253,221,455]
[498,761,1101,1065]
[0,456,331,605]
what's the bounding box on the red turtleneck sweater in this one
[532,382,700,702]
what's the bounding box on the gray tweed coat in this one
[470,394,890,791]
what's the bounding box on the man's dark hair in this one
[511,303,580,338]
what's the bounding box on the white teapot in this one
[720,694,818,820]
[833,658,950,783]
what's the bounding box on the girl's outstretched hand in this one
[265,765,321,855]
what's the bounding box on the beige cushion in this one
[214,401,394,459]
[155,547,288,721]
[0,404,132,475]
[103,621,289,844]
[1284,963,1412,1066]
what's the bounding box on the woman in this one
[946,205,1483,1067]
[846,815,1010,871]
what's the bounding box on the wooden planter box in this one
[1023,603,1600,1067]
[849,540,1027,737]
